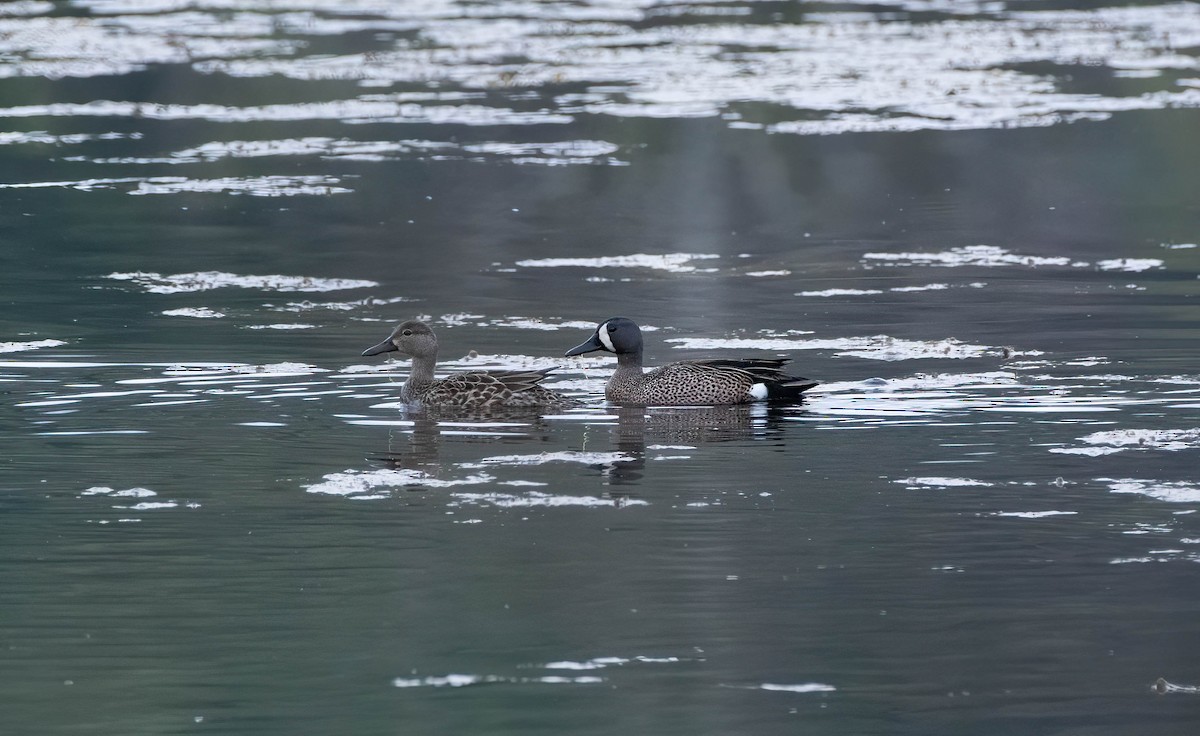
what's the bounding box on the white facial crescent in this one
[597,321,616,352]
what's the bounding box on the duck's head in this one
[565,317,642,357]
[362,320,437,359]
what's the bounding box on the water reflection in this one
[313,400,804,501]
[367,407,563,472]
[372,412,442,473]
[599,404,787,485]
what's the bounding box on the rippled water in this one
[4,1,1200,734]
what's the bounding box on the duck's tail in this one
[765,375,819,401]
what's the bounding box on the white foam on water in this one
[829,372,1021,392]
[797,282,978,296]
[462,139,621,162]
[130,398,209,407]
[244,323,319,330]
[434,312,485,326]
[448,491,647,509]
[392,673,602,688]
[1096,258,1164,272]
[895,477,993,489]
[106,271,377,294]
[992,511,1078,518]
[802,370,1184,423]
[514,253,719,272]
[26,389,155,402]
[544,660,608,670]
[272,295,409,313]
[758,683,837,693]
[436,421,531,429]
[37,429,148,436]
[0,174,352,196]
[161,307,225,318]
[445,353,599,372]
[543,655,679,670]
[0,3,54,18]
[79,487,195,514]
[0,97,570,127]
[305,469,495,497]
[862,245,1074,268]
[1050,446,1125,457]
[889,283,951,292]
[168,362,326,377]
[97,137,454,164]
[82,486,155,497]
[667,335,1034,361]
[17,399,80,407]
[1050,428,1200,455]
[1,339,66,353]
[796,288,884,297]
[392,674,486,688]
[1100,478,1200,504]
[2,3,1200,137]
[487,317,604,331]
[462,451,633,467]
[862,246,1172,275]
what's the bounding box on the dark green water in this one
[3,1,1200,734]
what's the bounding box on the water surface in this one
[3,1,1200,734]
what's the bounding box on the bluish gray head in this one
[565,317,642,357]
[362,319,438,358]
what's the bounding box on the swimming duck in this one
[565,317,817,405]
[362,320,576,408]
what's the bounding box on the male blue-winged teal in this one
[565,317,817,405]
[362,320,576,408]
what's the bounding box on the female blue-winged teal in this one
[565,317,817,405]
[362,320,576,408]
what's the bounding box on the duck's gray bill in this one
[362,340,398,357]
[564,333,604,357]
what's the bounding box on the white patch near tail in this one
[748,382,769,400]
[597,322,616,352]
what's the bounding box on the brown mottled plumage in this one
[362,320,576,408]
[566,317,817,406]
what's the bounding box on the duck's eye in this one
[607,324,617,332]
[401,329,413,336]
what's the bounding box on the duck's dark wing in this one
[688,359,818,400]
[691,358,790,372]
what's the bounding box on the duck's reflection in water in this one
[376,413,442,472]
[360,403,806,505]
[370,407,554,473]
[603,403,798,485]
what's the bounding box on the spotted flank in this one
[362,320,577,409]
[565,317,818,406]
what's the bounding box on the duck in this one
[565,317,817,405]
[362,320,577,408]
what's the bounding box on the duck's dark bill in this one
[362,339,398,356]
[565,333,604,357]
